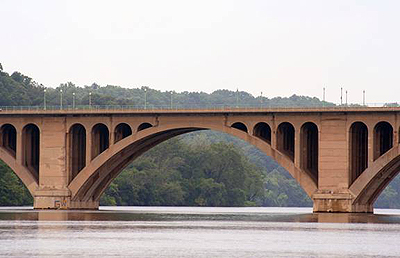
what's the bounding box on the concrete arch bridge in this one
[0,107,399,213]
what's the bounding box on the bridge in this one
[0,107,399,212]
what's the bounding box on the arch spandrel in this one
[68,122,318,202]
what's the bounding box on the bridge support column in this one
[33,117,71,209]
[34,192,99,209]
[312,191,372,213]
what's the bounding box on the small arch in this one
[350,122,368,184]
[69,124,86,181]
[277,122,295,161]
[301,122,319,182]
[138,122,153,132]
[231,122,248,133]
[114,123,132,143]
[253,122,271,144]
[92,123,109,159]
[374,122,393,160]
[22,124,40,181]
[0,124,17,157]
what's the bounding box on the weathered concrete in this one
[0,107,399,212]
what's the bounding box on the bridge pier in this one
[312,191,372,213]
[34,190,99,210]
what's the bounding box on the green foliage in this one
[375,176,400,208]
[0,160,32,206]
[100,133,313,207]
[100,138,270,207]
[0,65,335,108]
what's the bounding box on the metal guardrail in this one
[0,103,398,112]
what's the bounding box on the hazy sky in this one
[1,0,399,104]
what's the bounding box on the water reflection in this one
[0,207,399,224]
[1,207,400,257]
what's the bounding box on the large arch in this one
[277,122,295,161]
[253,122,271,144]
[300,122,319,182]
[349,122,368,184]
[374,121,393,161]
[138,122,152,132]
[68,123,317,204]
[231,122,248,133]
[0,124,17,157]
[114,123,132,143]
[91,123,109,160]
[69,123,86,181]
[0,124,38,196]
[22,124,40,182]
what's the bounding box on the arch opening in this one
[231,122,248,133]
[22,124,40,181]
[277,122,295,161]
[301,122,318,182]
[75,129,312,208]
[138,123,153,132]
[69,124,86,181]
[92,123,109,160]
[253,122,271,144]
[374,122,393,160]
[1,124,17,157]
[70,125,316,207]
[114,123,132,143]
[350,122,368,184]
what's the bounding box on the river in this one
[0,207,399,257]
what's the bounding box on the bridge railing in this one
[0,103,398,112]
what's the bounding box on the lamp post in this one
[340,87,343,105]
[170,91,173,109]
[144,88,147,110]
[260,91,263,108]
[43,88,47,110]
[363,90,366,106]
[73,92,76,109]
[236,88,239,108]
[89,92,92,108]
[60,89,63,110]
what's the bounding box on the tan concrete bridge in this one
[0,107,399,212]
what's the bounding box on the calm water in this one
[0,207,400,257]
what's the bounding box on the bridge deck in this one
[0,107,400,116]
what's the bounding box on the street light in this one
[170,91,173,109]
[89,92,92,108]
[340,87,343,105]
[260,91,263,108]
[144,88,147,110]
[363,90,366,106]
[236,88,239,108]
[60,89,63,110]
[73,92,76,109]
[43,88,47,110]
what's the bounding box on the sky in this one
[1,0,400,104]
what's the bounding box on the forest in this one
[0,63,398,208]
